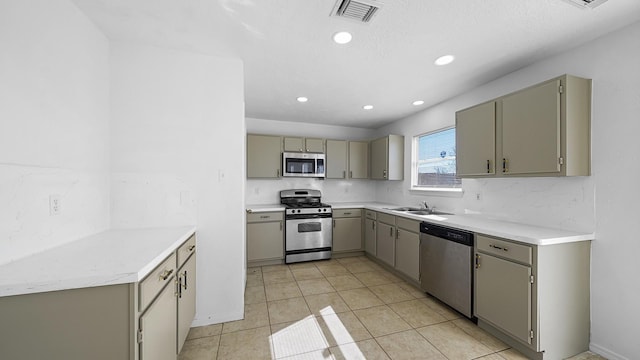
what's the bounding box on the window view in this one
[414,127,461,188]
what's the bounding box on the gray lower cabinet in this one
[140,280,177,360]
[376,213,396,266]
[0,233,197,360]
[394,218,420,282]
[474,234,591,360]
[475,249,532,344]
[177,252,197,354]
[246,212,284,264]
[364,210,377,256]
[332,209,363,253]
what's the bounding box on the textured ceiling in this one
[72,0,640,129]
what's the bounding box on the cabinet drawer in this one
[247,212,284,223]
[476,235,532,265]
[378,212,396,225]
[365,210,377,220]
[139,253,177,311]
[333,208,362,218]
[396,217,420,232]
[177,234,196,269]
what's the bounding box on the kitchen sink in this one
[406,210,453,216]
[386,207,453,216]
[387,207,422,211]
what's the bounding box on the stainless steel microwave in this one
[282,152,325,178]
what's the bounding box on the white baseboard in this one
[590,343,629,360]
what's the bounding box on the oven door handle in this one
[286,214,332,220]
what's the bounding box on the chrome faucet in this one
[420,201,429,210]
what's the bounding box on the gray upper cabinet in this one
[370,135,404,180]
[283,137,324,153]
[456,101,496,176]
[326,140,369,179]
[348,141,369,179]
[501,75,591,176]
[326,140,348,179]
[456,74,591,178]
[247,134,282,178]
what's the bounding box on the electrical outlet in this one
[49,194,61,215]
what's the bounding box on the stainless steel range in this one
[280,189,332,264]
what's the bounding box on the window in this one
[412,127,461,190]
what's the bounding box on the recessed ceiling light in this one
[333,31,353,44]
[434,55,455,66]
[363,105,373,110]
[412,100,425,106]
[297,97,308,103]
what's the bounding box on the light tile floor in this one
[179,256,606,360]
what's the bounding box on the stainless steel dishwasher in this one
[420,222,475,318]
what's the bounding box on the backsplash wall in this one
[0,0,111,264]
[374,176,594,233]
[246,178,376,205]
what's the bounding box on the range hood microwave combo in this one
[282,152,325,178]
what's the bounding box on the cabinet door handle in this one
[487,160,490,173]
[475,254,481,269]
[280,221,283,231]
[502,158,508,173]
[277,169,280,177]
[349,170,353,178]
[490,244,508,252]
[389,227,393,236]
[372,222,375,230]
[383,169,387,179]
[183,270,188,291]
[333,219,336,228]
[396,229,399,239]
[343,170,346,179]
[160,269,174,281]
[188,245,195,252]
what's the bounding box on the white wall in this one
[0,0,110,264]
[377,21,640,359]
[110,43,246,325]
[246,117,377,204]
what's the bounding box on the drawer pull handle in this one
[160,269,174,281]
[260,215,270,219]
[343,212,352,215]
[188,245,195,252]
[490,244,508,252]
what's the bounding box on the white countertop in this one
[246,202,594,246]
[0,226,196,297]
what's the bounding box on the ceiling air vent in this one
[563,0,608,9]
[331,0,382,23]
